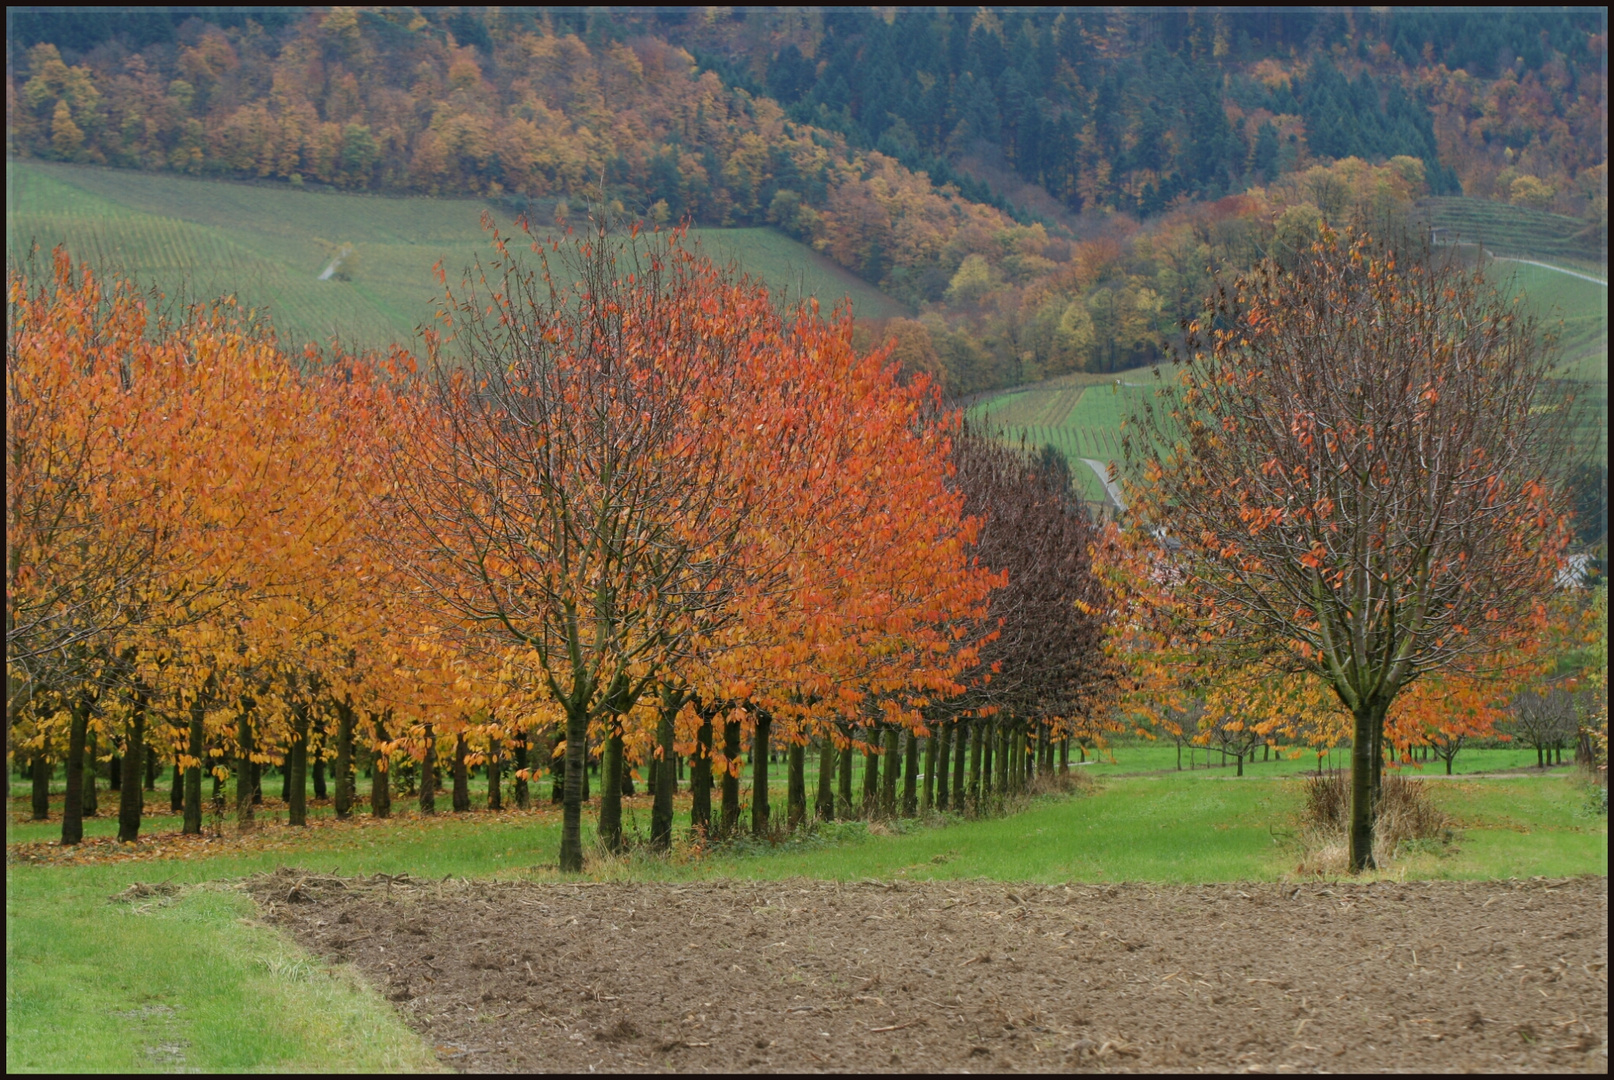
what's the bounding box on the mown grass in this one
[8,761,1602,1072]
[5,160,907,353]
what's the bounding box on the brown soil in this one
[246,870,1607,1073]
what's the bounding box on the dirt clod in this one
[245,869,1607,1072]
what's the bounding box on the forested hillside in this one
[8,6,1606,393]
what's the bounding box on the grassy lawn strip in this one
[6,870,442,1072]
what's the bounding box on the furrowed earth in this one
[244,869,1607,1073]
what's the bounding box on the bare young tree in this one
[1129,230,1573,871]
[1507,686,1579,768]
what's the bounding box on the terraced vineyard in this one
[5,161,907,352]
[1420,195,1607,265]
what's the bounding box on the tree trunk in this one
[145,743,158,790]
[118,701,146,843]
[334,700,354,819]
[690,710,713,838]
[109,750,122,791]
[650,691,678,851]
[32,753,50,820]
[600,724,624,853]
[452,731,470,812]
[419,722,437,816]
[287,702,309,827]
[752,711,772,837]
[879,727,898,816]
[720,716,741,837]
[184,693,206,835]
[787,741,805,830]
[370,713,391,819]
[903,729,920,817]
[1236,751,1244,777]
[974,720,987,797]
[1061,735,1070,774]
[236,706,255,830]
[559,703,587,872]
[815,738,835,821]
[83,729,98,816]
[953,719,968,808]
[61,696,90,844]
[513,733,530,809]
[934,724,951,811]
[1347,706,1380,872]
[487,737,502,811]
[837,737,855,818]
[923,728,938,812]
[863,733,881,817]
[968,718,983,809]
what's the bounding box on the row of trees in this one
[6,226,1114,869]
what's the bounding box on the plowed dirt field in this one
[247,870,1606,1072]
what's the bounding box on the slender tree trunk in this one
[513,733,530,809]
[720,717,741,837]
[558,702,587,871]
[935,724,951,811]
[184,692,206,835]
[752,711,772,837]
[923,728,938,811]
[581,740,590,802]
[287,702,309,827]
[1236,751,1244,777]
[145,743,157,790]
[787,741,805,830]
[1061,735,1070,774]
[370,713,392,819]
[837,737,855,818]
[334,700,354,819]
[650,690,678,851]
[954,719,968,807]
[968,718,983,809]
[815,738,835,821]
[236,706,255,830]
[600,724,624,853]
[903,729,920,817]
[452,731,470,813]
[32,753,50,820]
[109,750,122,790]
[879,727,897,816]
[118,700,146,843]
[419,722,437,816]
[690,711,713,837]
[981,721,995,798]
[61,696,90,844]
[83,729,98,817]
[487,737,502,811]
[863,732,881,817]
[1347,706,1380,872]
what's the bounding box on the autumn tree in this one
[382,222,783,871]
[1128,230,1573,871]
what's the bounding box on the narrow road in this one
[1081,457,1125,509]
[1491,255,1608,286]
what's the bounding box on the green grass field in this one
[5,160,908,352]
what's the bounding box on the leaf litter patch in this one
[245,869,1607,1073]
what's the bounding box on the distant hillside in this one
[5,160,907,351]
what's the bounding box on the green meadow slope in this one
[5,160,907,352]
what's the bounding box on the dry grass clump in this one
[1295,770,1453,873]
